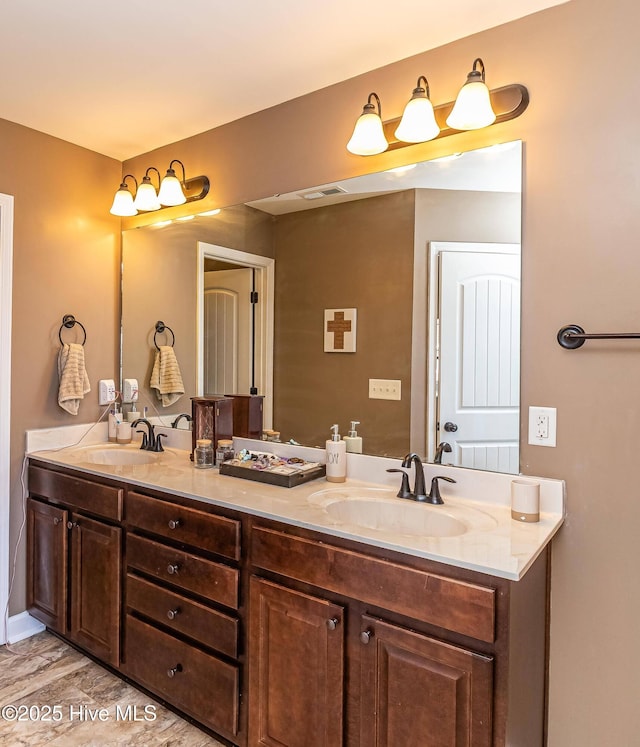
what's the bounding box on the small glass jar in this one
[216,439,234,466]
[194,439,214,469]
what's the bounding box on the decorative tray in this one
[219,451,326,488]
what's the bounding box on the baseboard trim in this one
[7,611,45,643]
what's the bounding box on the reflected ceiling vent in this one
[298,186,347,200]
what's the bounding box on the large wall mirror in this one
[121,140,522,472]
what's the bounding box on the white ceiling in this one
[1,1,566,161]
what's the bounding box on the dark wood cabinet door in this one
[27,498,68,633]
[359,615,493,747]
[68,513,122,667]
[249,577,345,747]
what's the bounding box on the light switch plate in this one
[528,406,557,447]
[369,379,401,401]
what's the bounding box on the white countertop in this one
[26,435,565,581]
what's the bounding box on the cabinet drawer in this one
[125,614,239,737]
[29,465,123,521]
[127,574,238,658]
[252,526,496,643]
[127,534,239,609]
[127,490,240,561]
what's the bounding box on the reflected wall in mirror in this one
[121,140,522,471]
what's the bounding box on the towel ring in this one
[154,321,175,349]
[58,314,86,346]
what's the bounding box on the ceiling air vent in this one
[298,186,347,200]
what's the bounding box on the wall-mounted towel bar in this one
[154,320,175,349]
[58,314,86,346]
[557,324,640,349]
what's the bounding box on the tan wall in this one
[125,2,640,742]
[0,118,122,614]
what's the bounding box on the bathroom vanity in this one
[25,442,563,746]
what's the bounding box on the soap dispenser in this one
[343,421,362,453]
[326,424,347,483]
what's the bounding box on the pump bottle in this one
[325,424,347,482]
[343,421,362,453]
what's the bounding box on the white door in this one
[204,268,253,395]
[437,251,520,473]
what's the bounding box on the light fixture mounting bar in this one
[382,83,529,151]
[182,175,210,203]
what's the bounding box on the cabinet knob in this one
[326,617,340,631]
[166,663,182,678]
[168,519,181,530]
[167,563,180,575]
[360,629,373,645]
[53,517,61,525]
[66,521,78,530]
[167,608,180,620]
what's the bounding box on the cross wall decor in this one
[324,308,357,353]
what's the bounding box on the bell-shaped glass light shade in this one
[395,96,440,143]
[446,79,496,131]
[110,186,137,217]
[347,101,388,156]
[133,179,161,211]
[158,170,187,206]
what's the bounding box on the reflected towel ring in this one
[154,321,175,349]
[58,314,87,346]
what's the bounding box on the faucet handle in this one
[386,468,412,500]
[152,433,167,452]
[428,475,456,505]
[136,430,149,450]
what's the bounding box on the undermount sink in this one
[80,447,161,466]
[309,487,497,539]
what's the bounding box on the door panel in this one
[438,251,520,473]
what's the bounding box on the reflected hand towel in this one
[58,342,91,415]
[150,345,185,407]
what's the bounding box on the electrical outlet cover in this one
[528,406,557,447]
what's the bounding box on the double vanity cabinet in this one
[26,455,552,746]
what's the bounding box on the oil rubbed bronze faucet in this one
[387,453,457,504]
[132,418,166,452]
[433,441,452,464]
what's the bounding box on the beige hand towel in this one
[150,345,185,407]
[58,342,91,415]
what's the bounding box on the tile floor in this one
[0,632,225,746]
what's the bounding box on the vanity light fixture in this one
[346,92,388,156]
[394,76,440,143]
[109,160,211,217]
[133,167,162,212]
[446,58,496,130]
[346,60,528,156]
[109,174,138,217]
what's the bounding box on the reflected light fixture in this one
[346,92,388,156]
[109,160,210,217]
[394,76,440,143]
[158,159,187,206]
[133,167,162,212]
[446,58,496,131]
[109,174,138,217]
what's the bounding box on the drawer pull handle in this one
[167,563,180,575]
[168,519,181,530]
[167,608,180,620]
[326,618,339,631]
[66,521,79,530]
[167,663,183,678]
[360,629,373,645]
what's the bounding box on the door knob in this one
[443,421,458,432]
